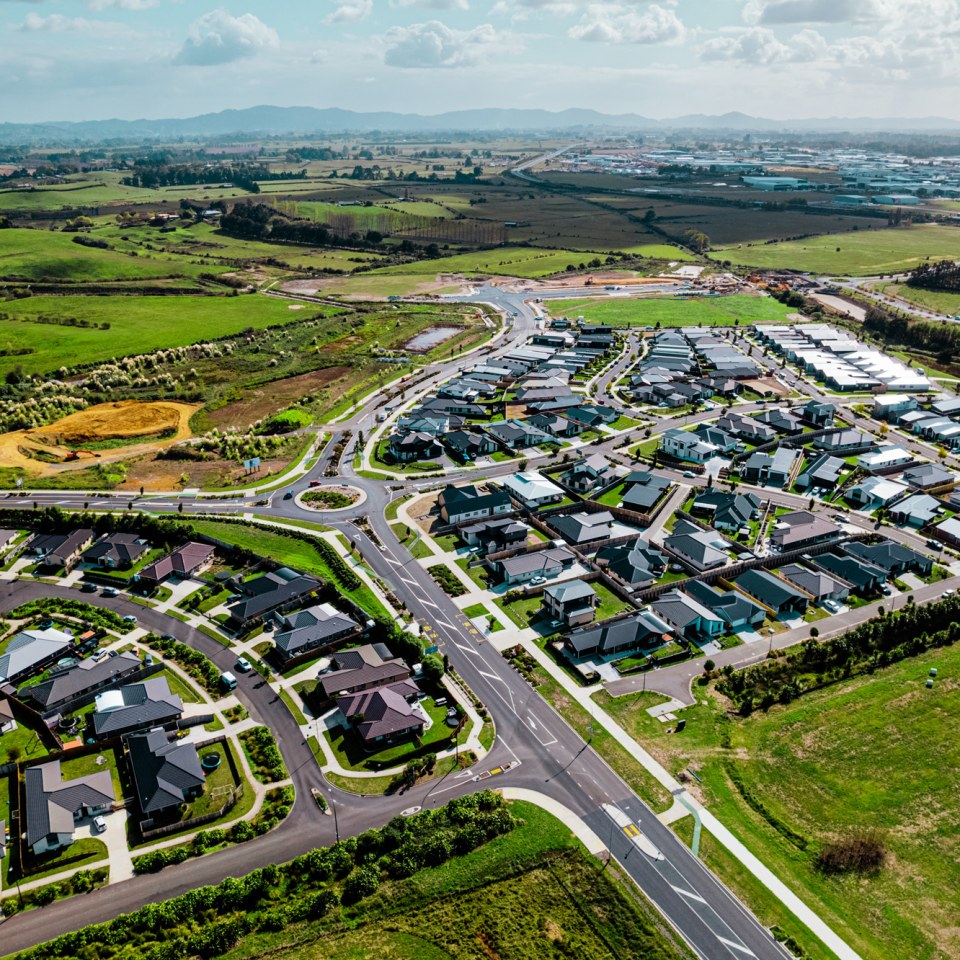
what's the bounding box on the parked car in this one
[309,480,323,487]
[92,816,107,834]
[219,671,238,690]
[682,471,696,479]
[80,582,98,593]
[122,614,137,624]
[102,587,119,598]
[235,656,252,673]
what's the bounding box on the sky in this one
[3,0,960,123]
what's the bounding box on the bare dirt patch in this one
[740,378,792,398]
[0,400,199,476]
[203,367,350,430]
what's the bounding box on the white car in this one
[92,816,107,834]
[235,657,252,673]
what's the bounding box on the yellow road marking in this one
[623,824,640,838]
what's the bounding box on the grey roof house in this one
[651,590,724,640]
[564,610,673,659]
[684,580,766,631]
[0,627,73,685]
[92,677,184,739]
[126,728,206,817]
[22,650,143,717]
[734,569,809,618]
[542,579,597,628]
[272,602,361,663]
[595,539,667,588]
[778,564,850,604]
[82,533,149,570]
[25,760,113,855]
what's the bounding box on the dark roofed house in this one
[619,471,671,512]
[438,483,512,525]
[126,728,205,817]
[28,529,94,571]
[734,569,809,618]
[542,579,597,627]
[801,400,836,428]
[443,430,497,463]
[272,602,361,663]
[484,419,554,452]
[139,542,214,588]
[25,760,113,855]
[550,511,615,548]
[559,454,620,493]
[460,517,528,553]
[902,463,954,490]
[595,539,666,589]
[778,563,850,605]
[82,533,149,570]
[226,568,322,631]
[387,431,443,464]
[814,552,887,595]
[691,491,761,533]
[663,520,729,573]
[22,650,143,717]
[336,679,425,745]
[564,610,673,659]
[795,454,845,491]
[92,677,184,739]
[526,413,584,439]
[493,546,577,585]
[651,590,724,640]
[843,540,933,577]
[755,407,803,435]
[814,429,876,455]
[318,644,410,700]
[684,581,766,631]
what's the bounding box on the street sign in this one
[425,644,439,654]
[243,457,261,471]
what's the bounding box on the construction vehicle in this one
[64,450,102,462]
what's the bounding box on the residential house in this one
[887,494,941,528]
[683,580,766,631]
[931,516,960,547]
[846,475,908,509]
[717,412,777,445]
[813,552,887,594]
[526,413,585,439]
[691,424,739,454]
[0,529,17,552]
[27,529,94,571]
[24,760,113,856]
[691,491,761,532]
[660,428,719,464]
[595,539,667,589]
[484,419,553,452]
[618,471,671,512]
[500,471,564,509]
[0,627,73,685]
[857,447,913,475]
[272,603,362,663]
[795,454,845,491]
[139,542,215,588]
[741,448,798,487]
[0,697,16,735]
[394,414,464,436]
[564,610,673,659]
[126,729,206,818]
[651,590,724,640]
[843,540,933,577]
[755,407,803,435]
[902,463,954,490]
[336,679,425,745]
[443,430,497,463]
[542,580,598,628]
[550,511,615,549]
[873,395,918,422]
[734,569,809,618]
[82,533,149,570]
[438,483,512,524]
[225,568,323,631]
[663,520,729,572]
[460,518,529,553]
[387,431,443,464]
[778,564,850,605]
[768,511,841,551]
[92,677,184,739]
[21,650,143,717]
[564,404,618,428]
[493,546,577,586]
[559,454,621,494]
[801,399,836,428]
[317,644,410,701]
[813,429,877,455]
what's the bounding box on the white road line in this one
[670,885,708,905]
[385,558,402,567]
[716,936,756,957]
[420,599,439,609]
[435,618,454,628]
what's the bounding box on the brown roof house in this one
[317,643,410,701]
[336,678,425,746]
[138,542,215,588]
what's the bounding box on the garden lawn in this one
[594,640,960,960]
[715,224,960,276]
[556,294,792,328]
[185,520,390,619]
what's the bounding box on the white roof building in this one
[500,471,565,507]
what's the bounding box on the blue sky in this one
[3,0,958,122]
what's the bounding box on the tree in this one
[421,653,444,682]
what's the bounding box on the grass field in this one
[715,224,960,276]
[595,639,960,960]
[556,293,793,327]
[0,293,329,377]
[874,281,960,316]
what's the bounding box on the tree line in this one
[906,259,960,294]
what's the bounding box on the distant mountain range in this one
[2,106,960,143]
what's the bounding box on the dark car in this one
[283,491,294,500]
[80,582,98,593]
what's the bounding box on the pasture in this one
[874,281,960,316]
[715,224,960,275]
[555,293,793,327]
[373,245,626,278]
[597,640,960,960]
[0,293,332,377]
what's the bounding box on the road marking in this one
[420,599,439,609]
[670,884,707,905]
[435,618,454,628]
[385,557,402,566]
[715,937,755,957]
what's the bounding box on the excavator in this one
[63,450,102,462]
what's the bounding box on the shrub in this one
[817,829,886,875]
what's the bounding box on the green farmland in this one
[556,293,792,327]
[715,224,960,276]
[0,294,338,377]
[596,638,960,960]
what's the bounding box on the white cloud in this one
[174,10,279,66]
[393,0,470,10]
[325,0,373,23]
[569,3,684,44]
[88,0,158,10]
[745,0,881,24]
[384,20,500,67]
[21,13,98,32]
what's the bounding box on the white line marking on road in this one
[671,885,707,905]
[420,599,439,609]
[715,937,755,957]
[435,618,454,628]
[385,558,402,567]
